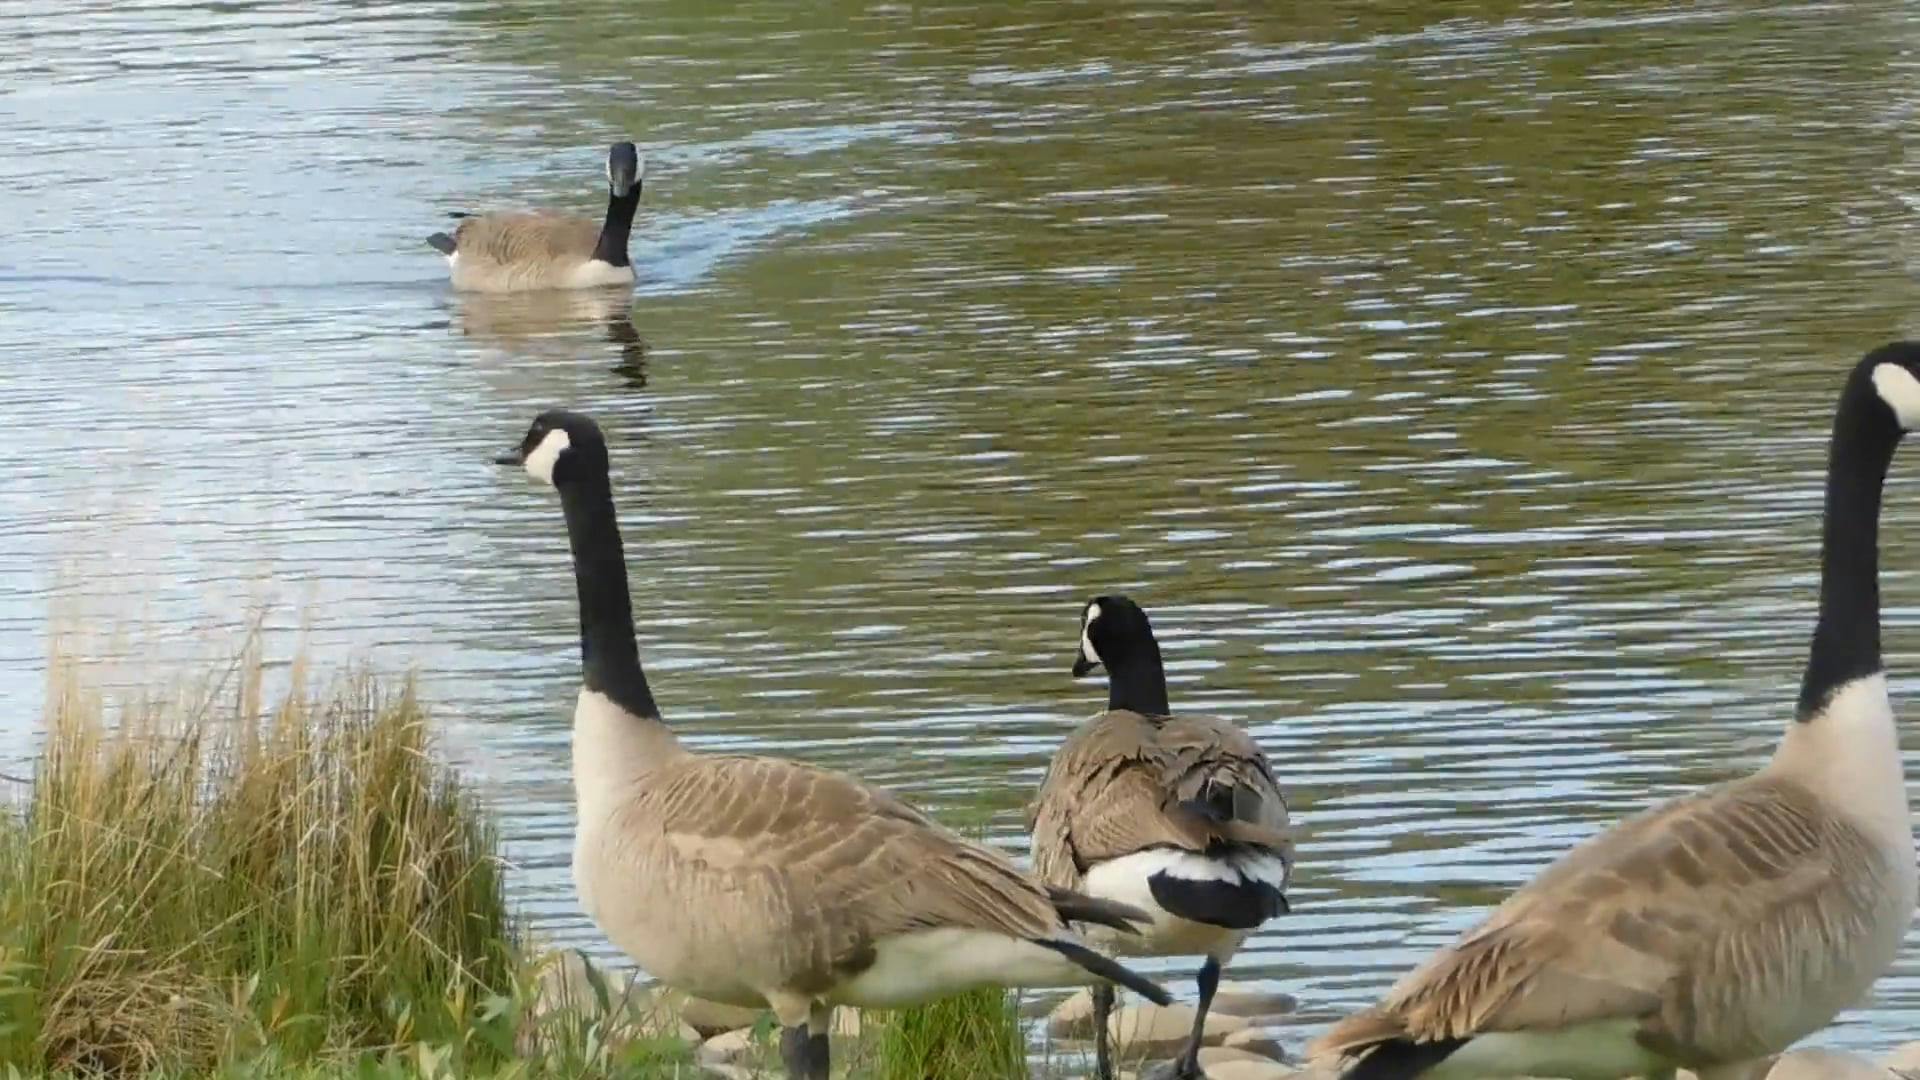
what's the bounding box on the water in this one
[3,0,1919,1059]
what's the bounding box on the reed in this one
[0,643,1035,1077]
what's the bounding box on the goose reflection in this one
[451,287,649,387]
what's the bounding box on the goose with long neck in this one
[496,410,1176,1080]
[428,141,643,293]
[1311,343,1920,1080]
[1034,595,1294,1080]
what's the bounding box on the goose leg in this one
[779,1024,814,1079]
[1093,983,1116,1080]
[1144,956,1220,1080]
[804,1001,833,1080]
[769,992,827,1080]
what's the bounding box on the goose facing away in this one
[428,142,641,293]
[1029,595,1294,1080]
[1310,344,1920,1080]
[494,410,1174,1080]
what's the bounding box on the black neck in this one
[1797,375,1901,720]
[1107,640,1171,717]
[590,187,640,267]
[557,472,659,720]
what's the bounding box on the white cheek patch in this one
[1080,602,1103,665]
[1872,363,1920,429]
[524,428,571,485]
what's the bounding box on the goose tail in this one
[1044,886,1152,934]
[426,232,457,256]
[1031,937,1173,1006]
[1338,1037,1468,1080]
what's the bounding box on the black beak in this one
[1072,657,1097,678]
[494,448,525,466]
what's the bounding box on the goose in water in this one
[495,409,1173,1080]
[1310,342,1920,1080]
[1029,595,1294,1080]
[428,142,641,292]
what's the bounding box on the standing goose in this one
[495,410,1173,1080]
[428,142,641,292]
[1029,595,1294,1080]
[1310,342,1920,1080]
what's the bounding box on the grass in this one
[863,988,1027,1080]
[0,643,1033,1078]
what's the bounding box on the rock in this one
[1885,1042,1920,1072]
[1049,988,1098,1038]
[1765,1049,1894,1080]
[830,1007,861,1038]
[1200,1060,1298,1080]
[1221,1027,1289,1062]
[1209,983,1299,1019]
[696,1027,759,1069]
[1110,1002,1250,1057]
[527,952,697,1046]
[657,988,766,1038]
[1200,1045,1275,1068]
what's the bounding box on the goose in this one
[494,409,1174,1080]
[1309,342,1920,1080]
[1028,594,1294,1080]
[428,141,641,293]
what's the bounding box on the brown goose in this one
[428,142,640,292]
[494,410,1172,1080]
[1029,595,1294,1080]
[1310,343,1920,1080]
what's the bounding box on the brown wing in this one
[1030,709,1291,889]
[452,211,601,266]
[630,754,1066,990]
[1312,776,1881,1062]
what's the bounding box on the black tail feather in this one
[1032,938,1173,1006]
[1148,873,1287,930]
[1045,886,1151,934]
[426,232,457,255]
[1342,1037,1467,1080]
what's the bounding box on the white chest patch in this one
[1872,362,1920,429]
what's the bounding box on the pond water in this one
[4,0,1920,1060]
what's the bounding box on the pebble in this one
[528,952,698,1045]
[1208,983,1299,1019]
[1199,1060,1298,1080]
[657,988,766,1038]
[1885,1041,1920,1073]
[1109,1002,1250,1056]
[1048,988,1098,1038]
[1766,1049,1895,1080]
[1220,1027,1288,1062]
[696,1027,760,1069]
[1199,1046,1275,1068]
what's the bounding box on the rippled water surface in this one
[5,0,1920,1059]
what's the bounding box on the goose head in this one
[496,409,610,487]
[607,142,642,200]
[1073,594,1155,678]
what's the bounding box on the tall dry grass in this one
[0,641,1038,1078]
[0,644,516,1074]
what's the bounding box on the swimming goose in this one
[428,142,641,293]
[1310,342,1920,1080]
[1029,595,1294,1080]
[495,409,1173,1080]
